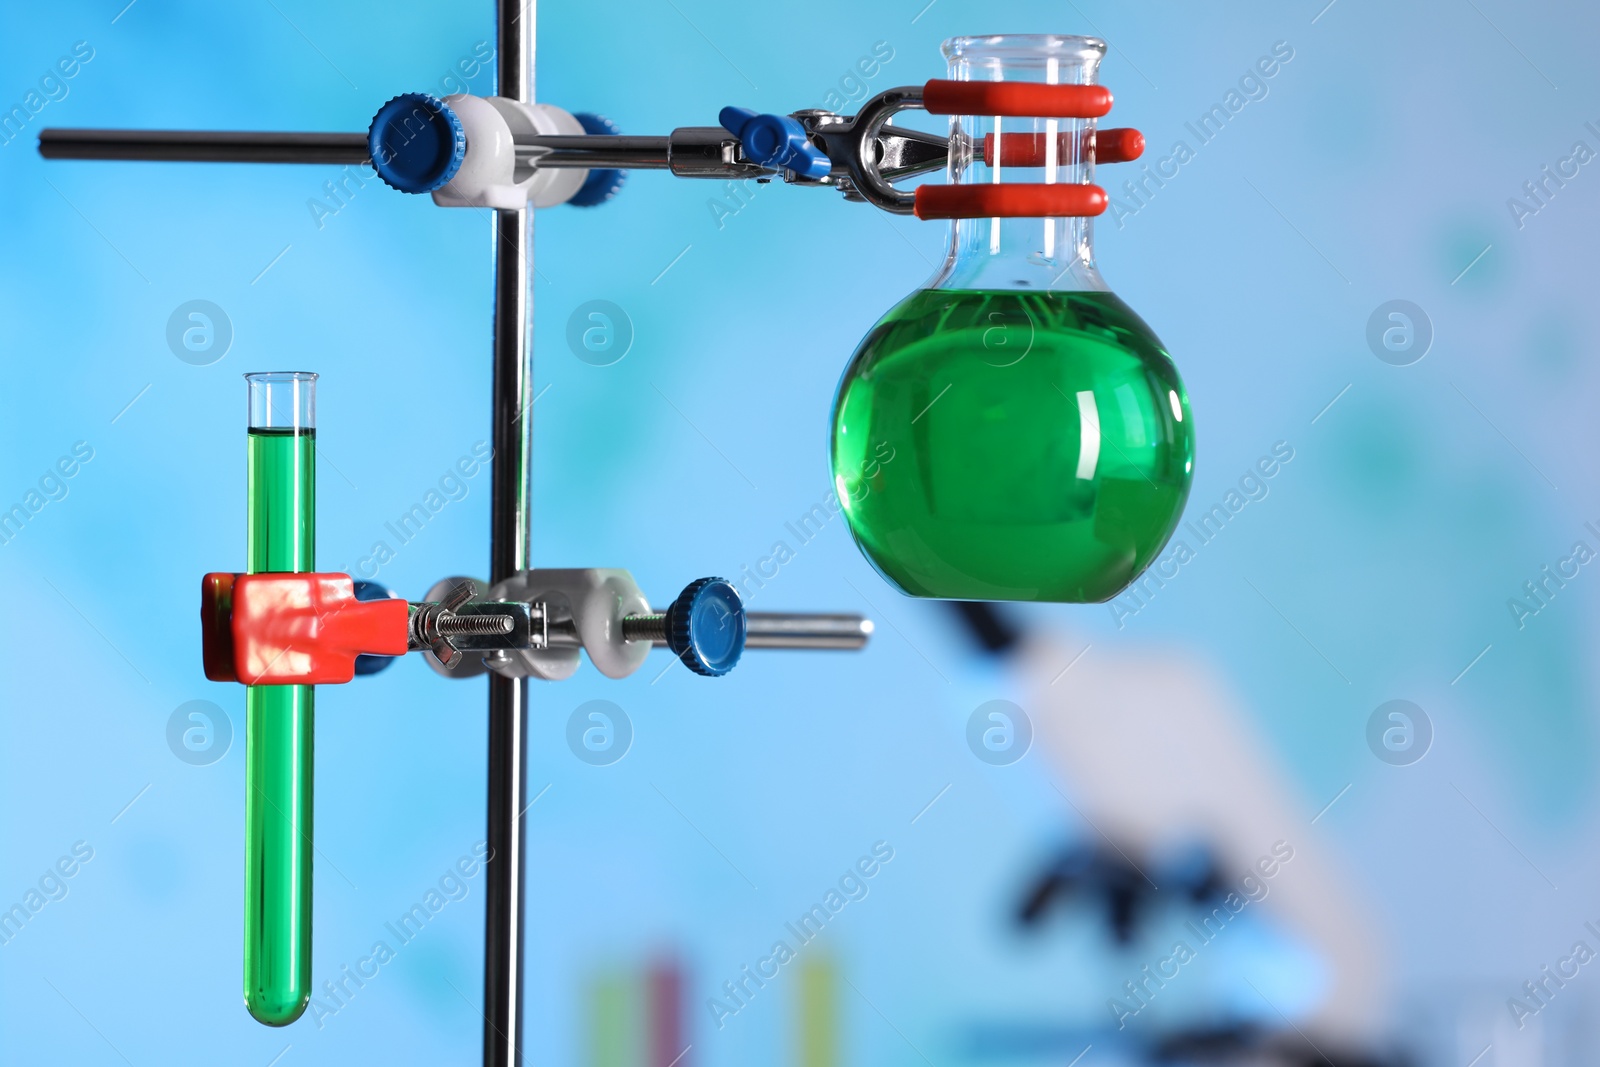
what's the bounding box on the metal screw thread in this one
[436,614,515,637]
[621,613,666,643]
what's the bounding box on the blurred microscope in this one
[949,603,1400,1067]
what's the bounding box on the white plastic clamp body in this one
[432,95,588,210]
[486,568,652,682]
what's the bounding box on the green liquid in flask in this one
[831,288,1194,602]
[244,427,315,1025]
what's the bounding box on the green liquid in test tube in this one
[243,371,317,1025]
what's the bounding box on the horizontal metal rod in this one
[744,612,873,649]
[541,611,872,651]
[37,128,370,164]
[37,127,950,188]
[519,128,768,180]
[517,135,671,170]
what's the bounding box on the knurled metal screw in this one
[620,613,666,643]
[436,614,514,637]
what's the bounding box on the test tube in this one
[243,371,316,1025]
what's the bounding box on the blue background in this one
[3,0,1599,1064]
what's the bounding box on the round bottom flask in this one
[831,34,1193,603]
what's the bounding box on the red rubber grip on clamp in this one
[982,128,1146,167]
[201,571,409,685]
[914,183,1108,220]
[923,79,1112,118]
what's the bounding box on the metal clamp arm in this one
[38,79,1145,218]
[33,94,954,208]
[805,84,929,213]
[514,127,770,179]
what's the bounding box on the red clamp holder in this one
[922,80,1113,118]
[980,128,1145,168]
[915,183,1109,220]
[908,78,1144,221]
[201,572,409,686]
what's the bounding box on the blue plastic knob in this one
[569,112,628,207]
[351,580,400,676]
[718,106,832,180]
[664,578,746,677]
[368,92,467,194]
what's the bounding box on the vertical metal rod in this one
[484,2,533,1066]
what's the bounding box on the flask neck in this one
[925,35,1107,293]
[928,214,1104,292]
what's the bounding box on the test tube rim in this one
[245,371,318,431]
[244,370,319,382]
